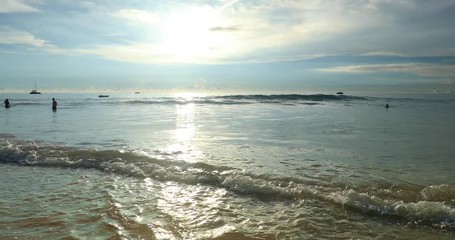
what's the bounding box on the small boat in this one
[30,80,41,94]
[98,95,109,98]
[336,92,344,95]
[135,92,140,94]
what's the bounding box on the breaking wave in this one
[0,134,453,230]
[106,94,368,106]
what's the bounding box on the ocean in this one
[0,93,454,239]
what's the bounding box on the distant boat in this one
[30,80,41,94]
[336,92,344,95]
[98,95,109,98]
[135,92,140,94]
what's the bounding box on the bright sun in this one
[159,7,228,62]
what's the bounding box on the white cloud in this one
[319,63,455,78]
[78,41,246,65]
[0,26,47,46]
[0,0,38,13]
[101,1,425,64]
[113,9,161,26]
[0,26,67,55]
[102,5,265,64]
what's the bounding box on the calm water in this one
[0,93,454,239]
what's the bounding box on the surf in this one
[1,134,454,230]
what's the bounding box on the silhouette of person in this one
[52,98,57,110]
[385,104,390,109]
[4,99,10,108]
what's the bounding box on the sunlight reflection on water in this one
[161,103,203,162]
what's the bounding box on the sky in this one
[1,0,455,94]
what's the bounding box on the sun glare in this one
[159,7,229,62]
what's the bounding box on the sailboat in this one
[30,80,41,94]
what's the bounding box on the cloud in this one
[0,0,39,13]
[320,63,455,78]
[0,26,47,46]
[59,1,455,64]
[77,41,243,65]
[209,26,241,32]
[112,9,161,26]
[209,0,455,61]
[0,26,67,55]
[4,0,455,65]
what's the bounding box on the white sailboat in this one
[30,80,41,94]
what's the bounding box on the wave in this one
[213,94,367,101]
[0,94,378,108]
[1,134,453,230]
[105,94,369,106]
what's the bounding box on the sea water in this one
[0,93,454,239]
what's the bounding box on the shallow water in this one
[1,93,454,239]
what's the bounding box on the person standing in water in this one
[385,104,390,109]
[4,99,10,108]
[52,98,57,110]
